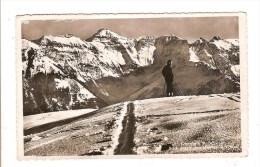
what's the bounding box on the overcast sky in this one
[22,16,238,42]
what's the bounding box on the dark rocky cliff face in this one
[153,36,190,67]
[23,71,104,116]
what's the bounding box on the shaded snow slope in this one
[24,102,126,155]
[24,109,97,133]
[24,93,241,156]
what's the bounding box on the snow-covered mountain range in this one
[22,29,240,115]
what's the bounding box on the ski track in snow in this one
[104,102,129,155]
[113,102,136,155]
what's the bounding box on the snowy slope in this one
[37,35,123,80]
[24,93,241,156]
[24,108,97,131]
[189,47,200,63]
[22,39,41,50]
[189,36,240,80]
[133,93,241,154]
[211,38,233,50]
[225,39,239,46]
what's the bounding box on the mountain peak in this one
[162,34,182,43]
[95,28,120,38]
[190,37,209,46]
[194,37,208,44]
[97,28,109,32]
[170,34,181,38]
[58,33,74,38]
[136,36,156,42]
[210,36,222,41]
[86,29,124,42]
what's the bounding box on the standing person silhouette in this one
[162,60,175,97]
[25,48,35,79]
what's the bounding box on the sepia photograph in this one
[16,13,247,158]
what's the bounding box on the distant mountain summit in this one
[21,29,240,115]
[86,28,124,41]
[87,28,156,68]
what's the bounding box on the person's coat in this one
[162,65,174,83]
